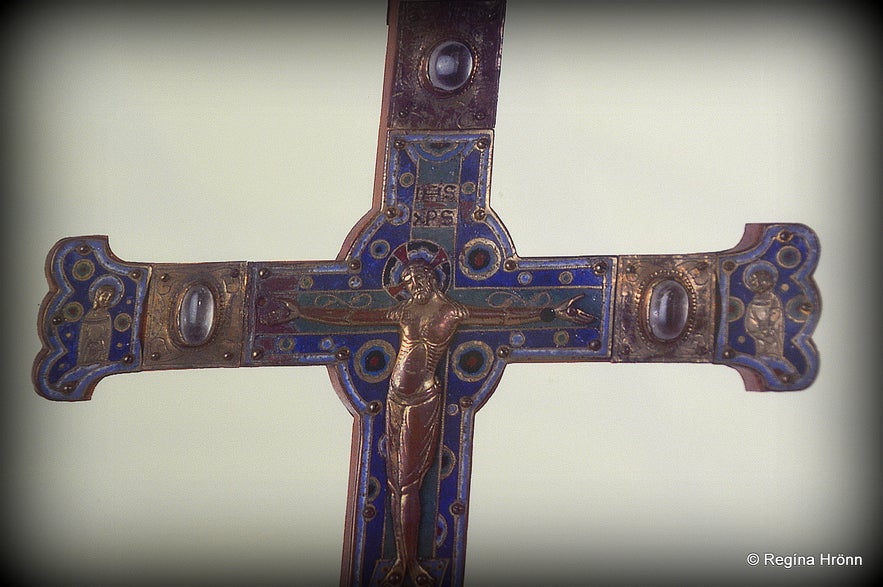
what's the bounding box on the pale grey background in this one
[5,2,877,585]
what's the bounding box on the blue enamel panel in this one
[34,236,150,401]
[244,131,614,585]
[716,224,820,391]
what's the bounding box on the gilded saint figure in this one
[77,284,116,365]
[744,266,784,358]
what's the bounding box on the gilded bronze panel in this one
[142,262,246,370]
[613,254,717,363]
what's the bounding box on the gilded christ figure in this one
[265,260,593,585]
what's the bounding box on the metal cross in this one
[33,2,820,586]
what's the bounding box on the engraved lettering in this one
[415,183,459,205]
[411,207,456,227]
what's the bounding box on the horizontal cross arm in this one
[33,222,818,401]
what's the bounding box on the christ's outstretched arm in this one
[262,297,394,326]
[463,293,595,327]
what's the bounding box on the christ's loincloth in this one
[385,381,442,496]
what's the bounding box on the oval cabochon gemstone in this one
[178,283,215,345]
[648,279,689,341]
[427,40,473,92]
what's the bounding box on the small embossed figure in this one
[77,284,115,365]
[744,267,784,358]
[265,260,592,586]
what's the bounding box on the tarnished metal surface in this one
[387,0,505,130]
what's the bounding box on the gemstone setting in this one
[646,278,691,342]
[177,283,215,346]
[427,40,474,93]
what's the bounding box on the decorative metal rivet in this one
[723,261,736,272]
[398,110,408,118]
[800,302,813,314]
[459,396,474,408]
[450,501,466,516]
[51,315,64,326]
[472,208,486,222]
[625,264,636,274]
[588,339,601,351]
[122,354,134,364]
[367,400,382,415]
[222,352,234,361]
[251,349,264,360]
[393,138,406,150]
[592,261,608,276]
[258,268,270,279]
[61,382,76,394]
[348,259,362,272]
[385,207,399,219]
[503,259,516,271]
[160,273,170,282]
[722,349,735,359]
[336,348,350,361]
[473,111,486,121]
[150,352,160,360]
[476,138,489,150]
[76,244,90,255]
[130,270,142,280]
[496,345,510,359]
[362,504,376,520]
[781,373,794,384]
[778,229,793,242]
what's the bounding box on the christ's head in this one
[401,261,439,304]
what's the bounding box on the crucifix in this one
[33,1,820,586]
